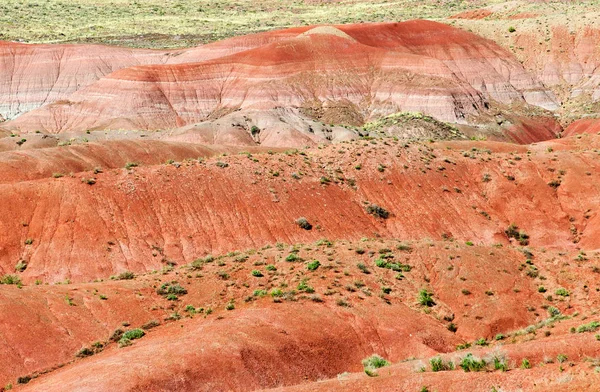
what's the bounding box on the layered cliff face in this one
[0,42,174,121]
[3,21,558,139]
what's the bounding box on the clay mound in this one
[0,239,552,390]
[4,21,557,139]
[1,136,598,283]
[363,112,467,140]
[564,118,600,137]
[166,107,359,147]
[0,140,274,184]
[5,237,600,391]
[0,41,172,121]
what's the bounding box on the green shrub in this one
[307,260,321,271]
[157,282,187,297]
[366,204,390,219]
[577,321,600,333]
[491,353,508,372]
[253,289,268,297]
[459,353,486,372]
[266,264,276,271]
[418,289,435,307]
[430,356,454,372]
[118,329,145,347]
[474,338,487,346]
[297,279,315,293]
[285,253,302,262]
[15,261,27,272]
[504,224,529,245]
[0,275,21,285]
[557,354,568,363]
[270,288,284,297]
[555,288,570,297]
[362,354,390,376]
[520,358,531,369]
[547,306,561,317]
[251,270,263,277]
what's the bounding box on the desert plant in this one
[577,321,600,333]
[157,282,187,298]
[418,289,435,307]
[115,271,134,280]
[295,217,312,230]
[307,260,321,271]
[362,354,390,376]
[366,204,390,219]
[555,288,570,297]
[15,261,27,272]
[0,275,22,285]
[285,253,302,262]
[357,263,370,274]
[430,356,454,372]
[251,270,263,277]
[459,353,486,372]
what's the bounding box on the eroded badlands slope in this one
[3,21,558,140]
[4,238,600,391]
[1,135,599,284]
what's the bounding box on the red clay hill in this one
[2,21,560,144]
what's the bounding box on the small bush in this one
[357,263,370,274]
[557,354,568,363]
[508,26,516,32]
[115,271,135,280]
[307,260,321,271]
[76,347,95,358]
[121,329,145,341]
[362,354,390,376]
[577,321,600,333]
[520,358,531,369]
[295,217,312,230]
[270,288,284,297]
[460,353,486,372]
[15,261,27,272]
[285,253,302,262]
[418,289,435,307]
[366,204,390,219]
[157,282,188,297]
[430,356,454,372]
[547,306,561,317]
[215,161,229,168]
[141,320,160,330]
[0,275,21,285]
[555,288,570,297]
[505,224,529,245]
[251,270,263,277]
